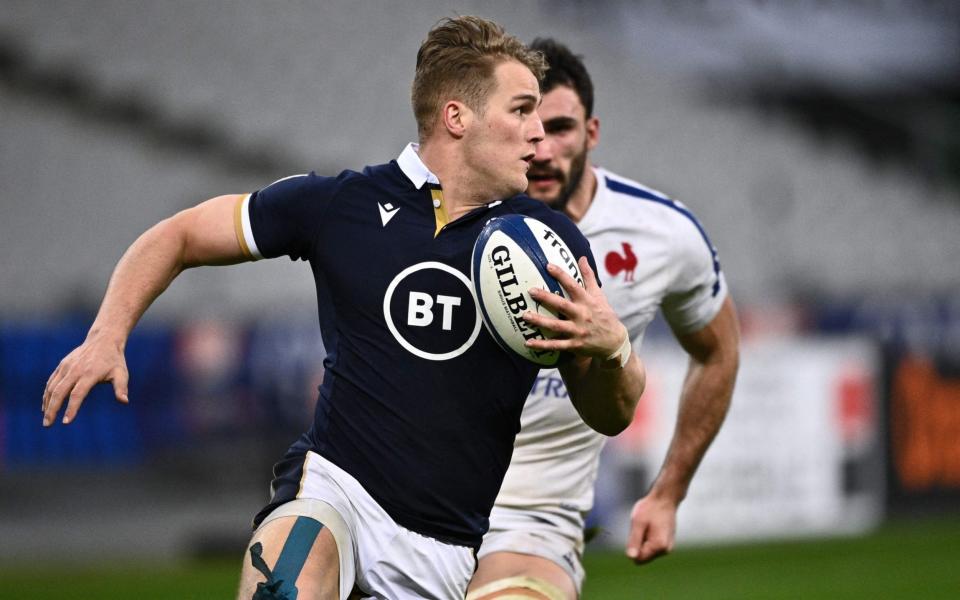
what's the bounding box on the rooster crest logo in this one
[605,242,637,282]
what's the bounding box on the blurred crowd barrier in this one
[0,318,324,470]
[595,336,884,547]
[2,298,959,548]
[591,296,960,546]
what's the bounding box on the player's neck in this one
[563,164,597,224]
[418,142,496,219]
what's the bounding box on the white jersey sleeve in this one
[659,199,728,334]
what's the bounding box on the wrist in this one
[86,325,127,351]
[649,477,688,506]
[601,326,631,369]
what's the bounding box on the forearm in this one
[525,257,646,435]
[563,351,645,436]
[649,352,737,503]
[87,195,246,344]
[87,216,191,345]
[43,194,247,427]
[622,348,736,565]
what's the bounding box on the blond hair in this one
[412,16,547,141]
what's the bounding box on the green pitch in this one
[581,516,960,599]
[2,516,958,599]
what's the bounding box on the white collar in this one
[396,143,440,189]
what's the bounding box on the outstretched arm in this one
[523,257,646,436]
[625,296,740,564]
[42,193,250,427]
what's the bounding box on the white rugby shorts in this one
[257,451,476,599]
[478,504,587,592]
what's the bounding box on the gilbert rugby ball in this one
[471,214,584,366]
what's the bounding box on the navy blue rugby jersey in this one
[239,144,598,548]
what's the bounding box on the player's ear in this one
[586,116,600,151]
[442,100,470,138]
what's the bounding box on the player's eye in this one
[514,103,536,116]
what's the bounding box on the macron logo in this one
[379,202,401,227]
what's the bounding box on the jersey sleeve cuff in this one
[234,193,263,261]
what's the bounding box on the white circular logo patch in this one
[382,261,482,361]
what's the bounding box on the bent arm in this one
[624,296,739,563]
[649,296,740,504]
[526,258,646,436]
[85,193,249,340]
[559,345,645,436]
[42,194,250,426]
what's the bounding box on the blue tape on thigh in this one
[250,516,325,600]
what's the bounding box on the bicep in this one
[176,194,251,267]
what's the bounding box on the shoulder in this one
[260,161,401,198]
[597,167,671,202]
[597,168,681,216]
[503,195,584,242]
[597,167,709,243]
[503,194,546,215]
[257,171,346,203]
[503,195,569,227]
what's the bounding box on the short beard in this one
[548,144,588,214]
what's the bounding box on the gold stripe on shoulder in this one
[431,188,448,238]
[296,452,312,499]
[234,193,255,261]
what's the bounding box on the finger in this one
[634,539,669,565]
[528,287,580,320]
[521,309,579,336]
[625,521,648,561]
[525,336,581,353]
[111,368,130,404]
[524,323,578,343]
[43,373,75,427]
[578,257,601,293]
[62,377,96,425]
[43,362,66,413]
[545,263,587,301]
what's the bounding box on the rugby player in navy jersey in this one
[468,39,739,600]
[41,17,645,600]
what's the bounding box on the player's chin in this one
[503,172,530,197]
[525,180,561,204]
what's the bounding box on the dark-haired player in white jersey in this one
[468,39,741,600]
[40,19,645,600]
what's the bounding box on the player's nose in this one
[527,115,545,145]
[533,135,554,163]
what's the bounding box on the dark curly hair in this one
[530,38,594,118]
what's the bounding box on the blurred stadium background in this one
[2,1,959,598]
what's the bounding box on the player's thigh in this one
[237,515,340,600]
[467,551,577,600]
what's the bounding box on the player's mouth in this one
[527,168,563,189]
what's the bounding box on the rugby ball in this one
[471,214,584,366]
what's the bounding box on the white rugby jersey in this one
[494,166,728,512]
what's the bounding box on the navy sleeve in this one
[248,172,339,261]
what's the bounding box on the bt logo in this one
[407,292,462,331]
[383,262,481,361]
